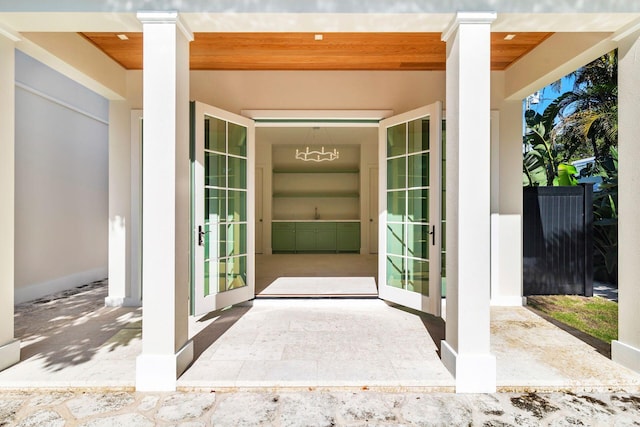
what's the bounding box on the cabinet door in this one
[337,223,360,252]
[272,223,295,252]
[316,223,337,251]
[295,223,316,251]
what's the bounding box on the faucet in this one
[314,206,320,220]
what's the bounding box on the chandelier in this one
[295,127,339,162]
[295,146,340,162]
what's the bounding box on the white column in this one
[491,100,524,306]
[612,31,640,373]
[0,30,21,371]
[441,12,497,393]
[135,11,194,391]
[106,100,136,307]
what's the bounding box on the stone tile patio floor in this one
[1,280,639,425]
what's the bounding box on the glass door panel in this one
[193,102,255,316]
[378,103,442,316]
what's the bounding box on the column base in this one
[441,340,496,393]
[104,296,142,307]
[136,339,193,391]
[491,296,526,307]
[612,340,640,373]
[0,339,20,371]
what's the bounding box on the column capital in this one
[441,11,497,42]
[136,11,194,42]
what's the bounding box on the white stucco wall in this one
[14,50,108,303]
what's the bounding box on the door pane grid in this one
[386,117,431,296]
[203,115,248,296]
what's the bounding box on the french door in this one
[193,102,255,316]
[378,103,442,316]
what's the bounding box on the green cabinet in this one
[294,222,317,251]
[337,222,361,252]
[295,222,337,252]
[316,225,338,251]
[273,222,359,253]
[294,222,337,252]
[272,222,296,252]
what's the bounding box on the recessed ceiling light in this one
[117,34,129,40]
[314,34,323,41]
[504,34,516,40]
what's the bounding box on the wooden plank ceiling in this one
[81,32,553,71]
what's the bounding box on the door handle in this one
[428,225,435,246]
[198,225,207,246]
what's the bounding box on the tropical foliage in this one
[553,50,618,163]
[591,147,618,283]
[522,101,578,186]
[523,50,618,283]
[523,50,617,187]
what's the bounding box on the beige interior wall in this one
[126,69,448,116]
[189,70,446,114]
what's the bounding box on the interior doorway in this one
[254,125,379,297]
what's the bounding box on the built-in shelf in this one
[271,165,360,220]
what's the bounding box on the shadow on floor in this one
[525,305,611,358]
[190,303,253,361]
[384,301,445,356]
[14,280,141,372]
